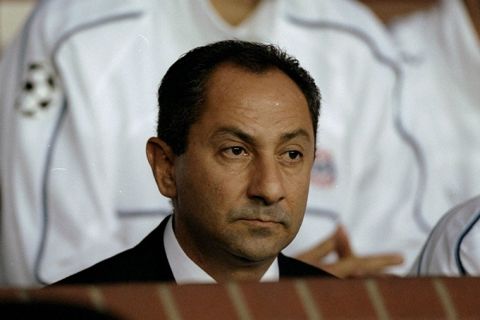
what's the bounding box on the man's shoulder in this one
[37,0,144,24]
[24,0,145,53]
[410,195,480,276]
[278,254,334,279]
[432,195,480,240]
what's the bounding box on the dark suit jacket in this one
[56,216,332,285]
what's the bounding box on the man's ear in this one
[146,137,177,198]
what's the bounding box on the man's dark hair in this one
[156,40,321,155]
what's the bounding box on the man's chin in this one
[231,243,284,264]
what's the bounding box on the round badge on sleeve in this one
[16,62,58,117]
[311,149,337,188]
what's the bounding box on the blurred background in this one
[0,0,436,57]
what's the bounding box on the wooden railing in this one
[0,277,478,319]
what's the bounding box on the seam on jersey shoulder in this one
[51,10,144,63]
[286,14,429,234]
[455,210,480,276]
[33,9,144,286]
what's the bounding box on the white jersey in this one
[1,0,417,286]
[388,0,480,232]
[410,195,480,276]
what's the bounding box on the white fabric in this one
[387,0,480,274]
[1,0,415,286]
[410,195,480,276]
[164,217,278,284]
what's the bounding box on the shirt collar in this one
[163,216,279,284]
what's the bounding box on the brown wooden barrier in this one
[0,277,478,319]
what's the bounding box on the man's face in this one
[172,64,315,268]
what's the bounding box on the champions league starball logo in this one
[311,149,336,187]
[16,62,58,117]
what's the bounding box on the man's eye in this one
[284,150,303,161]
[223,146,248,157]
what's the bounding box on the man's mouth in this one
[230,206,290,227]
[238,217,282,226]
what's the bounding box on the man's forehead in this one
[195,63,314,141]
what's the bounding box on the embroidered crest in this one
[311,149,336,187]
[16,62,58,117]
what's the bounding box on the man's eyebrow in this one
[211,127,256,145]
[211,127,312,145]
[280,129,312,143]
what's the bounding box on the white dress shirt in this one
[163,216,279,284]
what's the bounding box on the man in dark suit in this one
[57,40,332,284]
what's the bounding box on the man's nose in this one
[247,156,286,205]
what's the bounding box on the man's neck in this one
[181,239,277,282]
[209,0,261,26]
[166,217,278,283]
[202,256,277,283]
[464,0,480,39]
